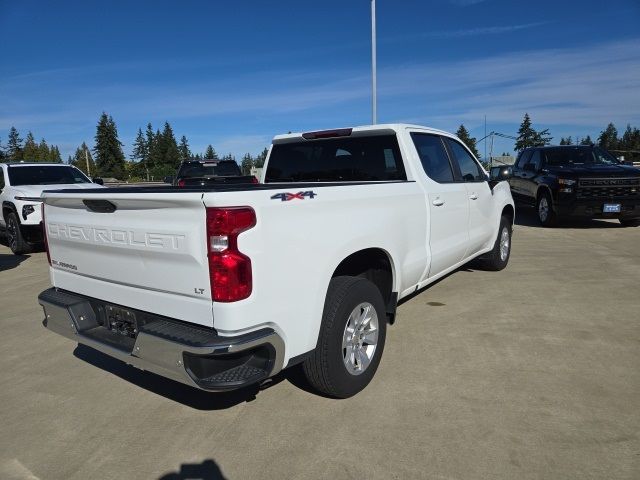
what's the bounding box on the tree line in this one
[0,112,269,181]
[0,127,62,163]
[455,113,640,163]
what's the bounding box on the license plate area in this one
[103,304,139,338]
[603,203,621,213]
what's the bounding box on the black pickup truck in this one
[164,159,258,187]
[509,145,640,227]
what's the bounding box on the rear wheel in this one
[537,191,557,227]
[619,218,640,227]
[303,276,387,398]
[6,212,32,255]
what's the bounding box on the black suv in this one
[509,145,640,227]
[164,159,257,187]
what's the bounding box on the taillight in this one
[41,203,51,265]
[177,179,186,187]
[206,207,256,302]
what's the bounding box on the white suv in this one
[0,162,104,254]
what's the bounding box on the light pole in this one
[371,0,377,125]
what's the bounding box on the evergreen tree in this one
[6,126,23,160]
[204,145,218,160]
[515,113,552,151]
[51,146,62,163]
[580,135,593,146]
[70,142,96,175]
[93,112,126,179]
[598,123,618,151]
[131,128,149,179]
[455,124,480,158]
[161,122,180,168]
[145,123,158,170]
[241,153,254,175]
[0,139,5,161]
[37,138,50,161]
[178,135,191,162]
[254,147,269,168]
[559,136,573,145]
[22,132,39,160]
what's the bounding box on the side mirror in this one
[489,166,513,182]
[163,176,175,184]
[92,177,104,185]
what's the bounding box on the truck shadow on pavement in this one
[73,344,313,409]
[0,253,29,272]
[515,206,623,228]
[158,459,227,480]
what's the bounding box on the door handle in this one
[432,198,445,206]
[469,193,478,200]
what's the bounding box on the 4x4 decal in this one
[271,191,317,202]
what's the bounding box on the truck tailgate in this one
[42,191,214,327]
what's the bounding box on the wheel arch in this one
[331,247,398,324]
[502,203,515,225]
[2,201,18,222]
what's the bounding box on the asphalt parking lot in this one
[1,209,638,480]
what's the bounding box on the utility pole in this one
[371,0,377,125]
[84,146,91,177]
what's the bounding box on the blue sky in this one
[1,0,639,161]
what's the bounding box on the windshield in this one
[8,165,91,186]
[544,147,620,166]
[177,161,241,178]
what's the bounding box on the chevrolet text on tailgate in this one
[39,124,515,398]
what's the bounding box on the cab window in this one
[445,138,485,182]
[410,133,455,183]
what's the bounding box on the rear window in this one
[264,135,406,182]
[177,161,241,178]
[8,165,91,186]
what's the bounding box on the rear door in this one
[410,133,469,278]
[43,190,214,327]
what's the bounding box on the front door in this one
[410,133,469,278]
[443,138,496,256]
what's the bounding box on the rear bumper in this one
[38,288,285,391]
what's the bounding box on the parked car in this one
[509,145,640,226]
[0,162,104,254]
[164,159,257,187]
[38,124,514,398]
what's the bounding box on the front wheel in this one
[475,215,512,271]
[619,218,640,227]
[536,191,557,227]
[6,212,32,255]
[303,276,387,398]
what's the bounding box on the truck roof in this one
[273,124,453,143]
[1,162,71,167]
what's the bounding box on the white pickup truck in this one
[1,162,104,254]
[39,124,515,398]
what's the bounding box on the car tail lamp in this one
[206,207,256,302]
[177,179,186,187]
[41,203,51,265]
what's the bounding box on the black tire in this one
[303,276,387,398]
[475,215,512,271]
[619,218,640,227]
[6,212,32,255]
[536,190,557,227]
